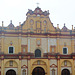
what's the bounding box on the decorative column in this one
[72,60,74,75]
[28,57,30,75]
[18,57,21,75]
[48,38,50,52]
[57,38,59,53]
[1,56,4,75]
[74,40,75,52]
[18,34,21,53]
[57,56,60,75]
[28,37,30,52]
[74,58,75,75]
[1,34,5,54]
[71,39,74,53]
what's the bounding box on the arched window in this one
[22,69,26,75]
[8,46,14,54]
[35,49,41,57]
[52,69,55,75]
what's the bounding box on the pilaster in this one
[18,34,21,53]
[28,37,30,52]
[71,39,74,53]
[28,57,30,75]
[1,56,4,75]
[18,57,21,75]
[57,38,59,53]
[1,34,4,53]
[57,56,60,75]
[48,36,50,52]
[72,58,75,75]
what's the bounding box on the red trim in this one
[5,67,17,68]
[27,59,28,75]
[21,65,28,68]
[0,31,75,37]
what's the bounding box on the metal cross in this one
[36,3,39,7]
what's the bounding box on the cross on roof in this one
[36,3,39,7]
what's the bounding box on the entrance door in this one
[32,67,45,75]
[6,69,16,75]
[61,69,70,75]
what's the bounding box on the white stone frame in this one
[52,69,55,75]
[61,67,72,73]
[5,68,17,75]
[35,49,41,57]
[21,68,27,75]
[62,47,68,54]
[8,46,15,54]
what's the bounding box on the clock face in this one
[30,19,34,25]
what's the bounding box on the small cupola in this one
[8,20,14,29]
[62,23,68,31]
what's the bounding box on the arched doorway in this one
[61,69,70,75]
[35,49,41,57]
[6,69,16,75]
[32,67,45,75]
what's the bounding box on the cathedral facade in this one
[0,7,75,75]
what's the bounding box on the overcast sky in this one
[0,0,75,29]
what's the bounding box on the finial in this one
[47,10,49,13]
[2,21,4,27]
[19,22,21,26]
[36,3,39,7]
[72,25,73,30]
[57,24,59,28]
[10,20,12,24]
[64,23,65,26]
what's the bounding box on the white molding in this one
[5,68,17,75]
[48,38,50,52]
[62,47,68,54]
[8,46,15,54]
[61,67,72,73]
[28,38,30,52]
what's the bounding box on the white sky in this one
[0,0,75,29]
